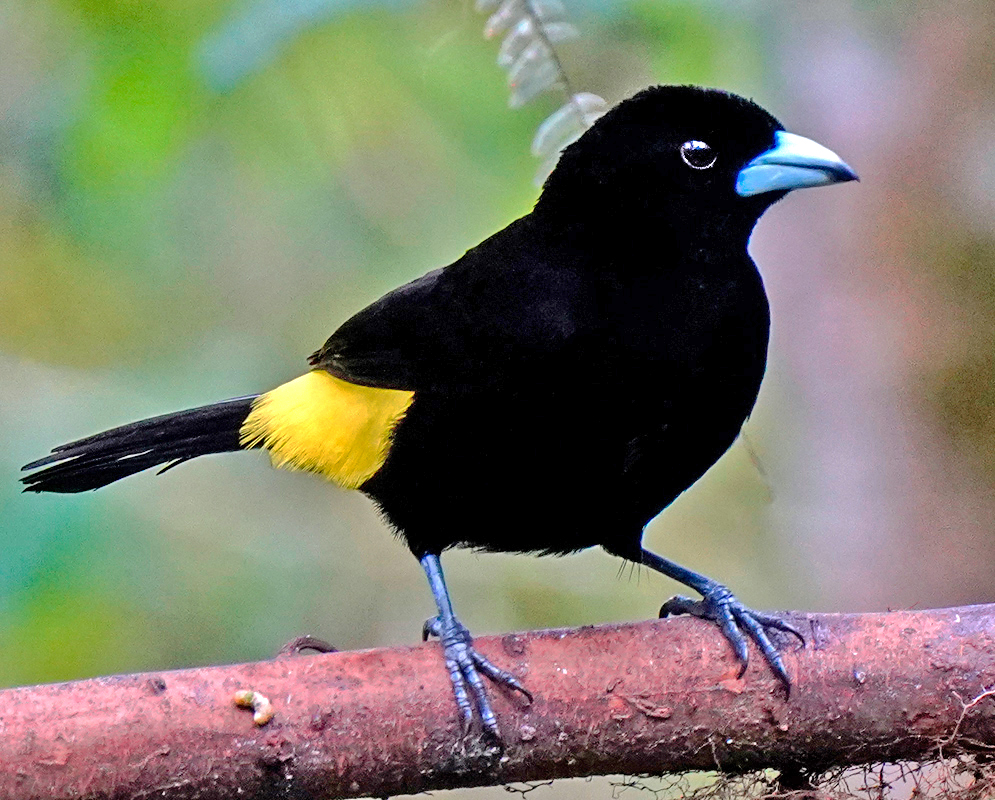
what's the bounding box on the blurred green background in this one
[2,0,995,795]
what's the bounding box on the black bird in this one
[22,86,857,737]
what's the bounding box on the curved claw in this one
[745,609,807,647]
[473,654,534,704]
[423,615,530,738]
[659,588,803,690]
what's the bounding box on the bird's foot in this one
[659,584,804,689]
[423,616,532,739]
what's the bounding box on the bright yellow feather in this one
[239,371,414,489]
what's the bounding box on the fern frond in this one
[475,0,607,182]
[532,91,607,178]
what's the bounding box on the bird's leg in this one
[419,553,531,738]
[638,548,804,688]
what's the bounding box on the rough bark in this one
[2,605,995,799]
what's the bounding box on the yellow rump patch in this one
[240,370,414,489]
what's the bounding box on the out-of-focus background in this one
[1,0,994,794]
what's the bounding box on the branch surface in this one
[3,605,995,799]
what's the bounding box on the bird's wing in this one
[309,267,445,390]
[309,219,587,392]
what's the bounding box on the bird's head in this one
[538,85,857,242]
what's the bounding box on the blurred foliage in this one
[928,232,995,479]
[624,1,762,88]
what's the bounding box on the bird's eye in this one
[680,140,716,170]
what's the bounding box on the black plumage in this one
[21,397,257,493]
[314,88,781,558]
[22,86,857,738]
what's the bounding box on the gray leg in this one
[639,548,804,688]
[420,553,531,738]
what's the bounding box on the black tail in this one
[21,396,258,493]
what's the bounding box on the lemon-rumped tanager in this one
[23,86,857,738]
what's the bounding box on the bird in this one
[22,85,857,739]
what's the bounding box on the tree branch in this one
[3,605,995,799]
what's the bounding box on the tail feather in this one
[22,396,258,493]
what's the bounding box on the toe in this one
[670,584,798,686]
[448,666,475,731]
[713,602,750,672]
[659,595,705,619]
[733,608,791,687]
[752,613,806,647]
[472,652,533,702]
[423,616,442,642]
[452,647,501,737]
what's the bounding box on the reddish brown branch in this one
[3,605,995,799]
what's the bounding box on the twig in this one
[3,605,995,799]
